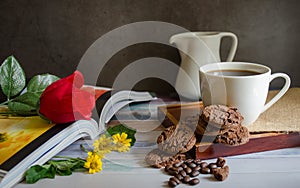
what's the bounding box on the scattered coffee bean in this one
[183,175,191,183]
[187,162,197,168]
[200,161,208,168]
[174,174,183,181]
[208,163,218,172]
[177,167,183,172]
[200,167,211,174]
[170,167,178,172]
[185,159,194,163]
[193,166,201,171]
[165,165,172,172]
[168,169,178,176]
[164,157,229,187]
[189,178,200,185]
[216,157,226,167]
[168,179,178,187]
[190,170,200,177]
[180,163,188,169]
[194,159,202,164]
[170,177,180,184]
[173,162,182,168]
[185,167,192,174]
[179,170,187,177]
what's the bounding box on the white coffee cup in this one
[199,62,291,125]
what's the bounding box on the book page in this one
[98,90,155,127]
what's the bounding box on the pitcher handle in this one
[219,32,238,62]
[262,73,291,113]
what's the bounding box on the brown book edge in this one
[192,132,300,159]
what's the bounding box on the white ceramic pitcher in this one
[170,31,238,100]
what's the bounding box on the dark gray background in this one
[0,0,299,99]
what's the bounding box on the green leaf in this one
[0,56,26,99]
[25,158,85,184]
[27,74,60,96]
[48,159,85,176]
[107,124,137,146]
[25,164,55,184]
[8,92,40,115]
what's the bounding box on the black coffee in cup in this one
[207,69,260,76]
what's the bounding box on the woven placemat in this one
[248,88,300,132]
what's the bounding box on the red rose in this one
[39,71,95,124]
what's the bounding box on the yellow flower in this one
[93,134,113,155]
[112,132,132,152]
[84,152,103,174]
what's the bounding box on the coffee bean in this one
[165,165,172,172]
[194,159,202,165]
[168,179,178,187]
[189,178,200,185]
[190,170,200,177]
[188,162,197,168]
[200,167,211,174]
[170,167,178,172]
[174,174,183,181]
[183,175,191,183]
[185,159,194,163]
[177,167,183,172]
[179,170,187,177]
[216,157,226,167]
[200,162,208,168]
[173,162,182,168]
[168,169,178,176]
[208,163,218,170]
[170,177,180,184]
[185,167,192,174]
[193,166,201,171]
[163,157,229,187]
[180,163,188,169]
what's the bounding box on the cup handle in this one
[219,32,238,61]
[262,73,291,113]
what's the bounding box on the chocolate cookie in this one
[195,117,222,137]
[201,105,244,127]
[145,149,186,168]
[212,165,230,181]
[157,123,196,154]
[195,104,249,145]
[214,124,250,145]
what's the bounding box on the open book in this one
[0,87,155,188]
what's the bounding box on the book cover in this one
[0,117,68,173]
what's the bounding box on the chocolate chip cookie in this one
[201,105,244,127]
[157,123,196,154]
[145,148,186,168]
[196,104,249,146]
[214,124,250,145]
